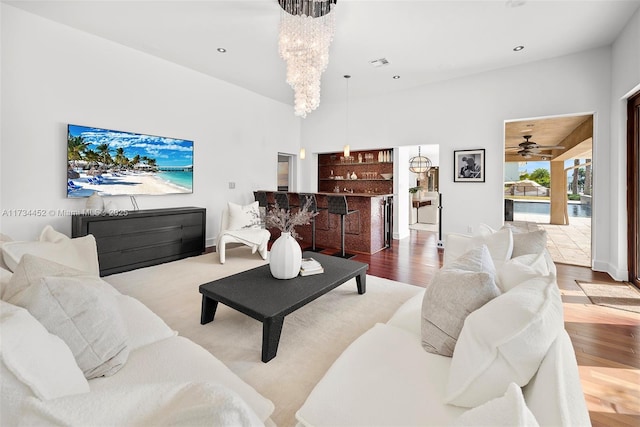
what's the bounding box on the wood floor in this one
[343,229,640,427]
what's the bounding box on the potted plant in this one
[409,186,421,200]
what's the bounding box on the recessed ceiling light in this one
[217,48,227,53]
[392,75,400,79]
[513,45,525,52]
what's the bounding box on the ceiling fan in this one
[506,135,565,159]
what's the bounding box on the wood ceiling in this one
[505,114,593,163]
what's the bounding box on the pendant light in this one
[343,75,351,159]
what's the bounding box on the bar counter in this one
[259,191,393,255]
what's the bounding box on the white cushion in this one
[421,266,500,357]
[512,230,548,258]
[227,201,262,231]
[296,323,466,426]
[386,292,423,337]
[0,266,12,299]
[498,252,551,292]
[3,254,117,304]
[469,227,514,269]
[1,362,33,427]
[115,294,177,351]
[446,244,497,278]
[39,224,68,243]
[523,331,591,426]
[453,383,540,426]
[21,382,263,427]
[445,277,564,408]
[0,301,89,400]
[443,233,473,266]
[11,275,129,379]
[445,228,513,269]
[89,336,275,423]
[2,230,99,276]
[0,233,13,271]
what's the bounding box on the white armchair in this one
[217,203,271,264]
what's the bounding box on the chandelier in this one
[278,0,337,118]
[409,147,432,181]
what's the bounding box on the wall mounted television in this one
[67,124,193,198]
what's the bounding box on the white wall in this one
[0,5,301,246]
[606,7,640,280]
[301,47,618,276]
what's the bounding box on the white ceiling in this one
[5,0,640,108]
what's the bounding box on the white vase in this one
[85,192,104,215]
[269,232,302,279]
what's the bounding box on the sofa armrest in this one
[386,291,424,337]
[296,323,464,427]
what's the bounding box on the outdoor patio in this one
[509,213,591,267]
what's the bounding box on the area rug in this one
[575,280,640,314]
[105,247,423,427]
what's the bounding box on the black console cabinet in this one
[72,207,206,276]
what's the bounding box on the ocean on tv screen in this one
[67,124,193,198]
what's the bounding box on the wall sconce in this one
[343,145,350,157]
[300,148,306,160]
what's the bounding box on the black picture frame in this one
[454,149,485,182]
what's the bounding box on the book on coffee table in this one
[300,257,324,276]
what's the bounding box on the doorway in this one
[504,115,593,267]
[277,153,295,192]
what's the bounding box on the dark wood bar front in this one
[258,191,393,255]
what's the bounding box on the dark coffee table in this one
[199,251,368,362]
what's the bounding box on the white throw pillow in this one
[443,233,473,266]
[2,228,99,276]
[444,228,513,269]
[227,202,262,231]
[0,301,89,400]
[12,276,129,379]
[39,225,68,243]
[512,230,548,258]
[0,233,13,271]
[4,254,117,304]
[444,276,564,408]
[452,383,540,426]
[498,252,551,292]
[446,245,497,279]
[421,268,500,357]
[469,227,514,269]
[0,266,12,299]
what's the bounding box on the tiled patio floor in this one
[508,213,591,268]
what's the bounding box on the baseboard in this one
[592,259,629,282]
[394,230,410,240]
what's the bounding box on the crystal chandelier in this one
[409,147,432,182]
[278,0,337,118]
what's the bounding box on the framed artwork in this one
[454,149,485,182]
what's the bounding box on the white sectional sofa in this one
[0,227,273,426]
[296,226,592,426]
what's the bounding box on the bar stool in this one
[328,195,358,259]
[254,191,269,227]
[274,192,291,211]
[254,191,268,209]
[299,193,324,252]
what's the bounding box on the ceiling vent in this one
[369,58,390,68]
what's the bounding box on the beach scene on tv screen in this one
[67,124,193,198]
